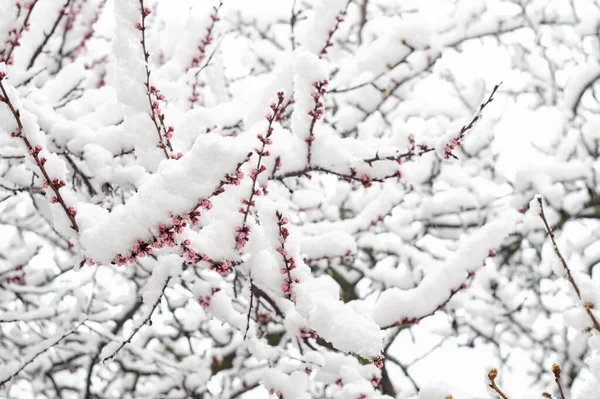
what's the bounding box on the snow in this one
[2,1,600,398]
[141,254,181,305]
[564,61,600,115]
[298,0,349,56]
[299,230,356,260]
[373,210,520,327]
[419,382,475,399]
[79,134,249,264]
[0,324,80,385]
[261,370,310,399]
[295,276,383,358]
[290,50,329,142]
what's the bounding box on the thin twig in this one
[137,0,173,159]
[27,0,72,69]
[0,76,79,231]
[0,322,84,387]
[488,368,510,399]
[102,277,170,361]
[537,196,600,332]
[244,278,255,340]
[290,0,298,50]
[358,0,368,44]
[552,363,566,399]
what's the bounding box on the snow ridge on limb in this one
[79,134,250,264]
[373,209,521,328]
